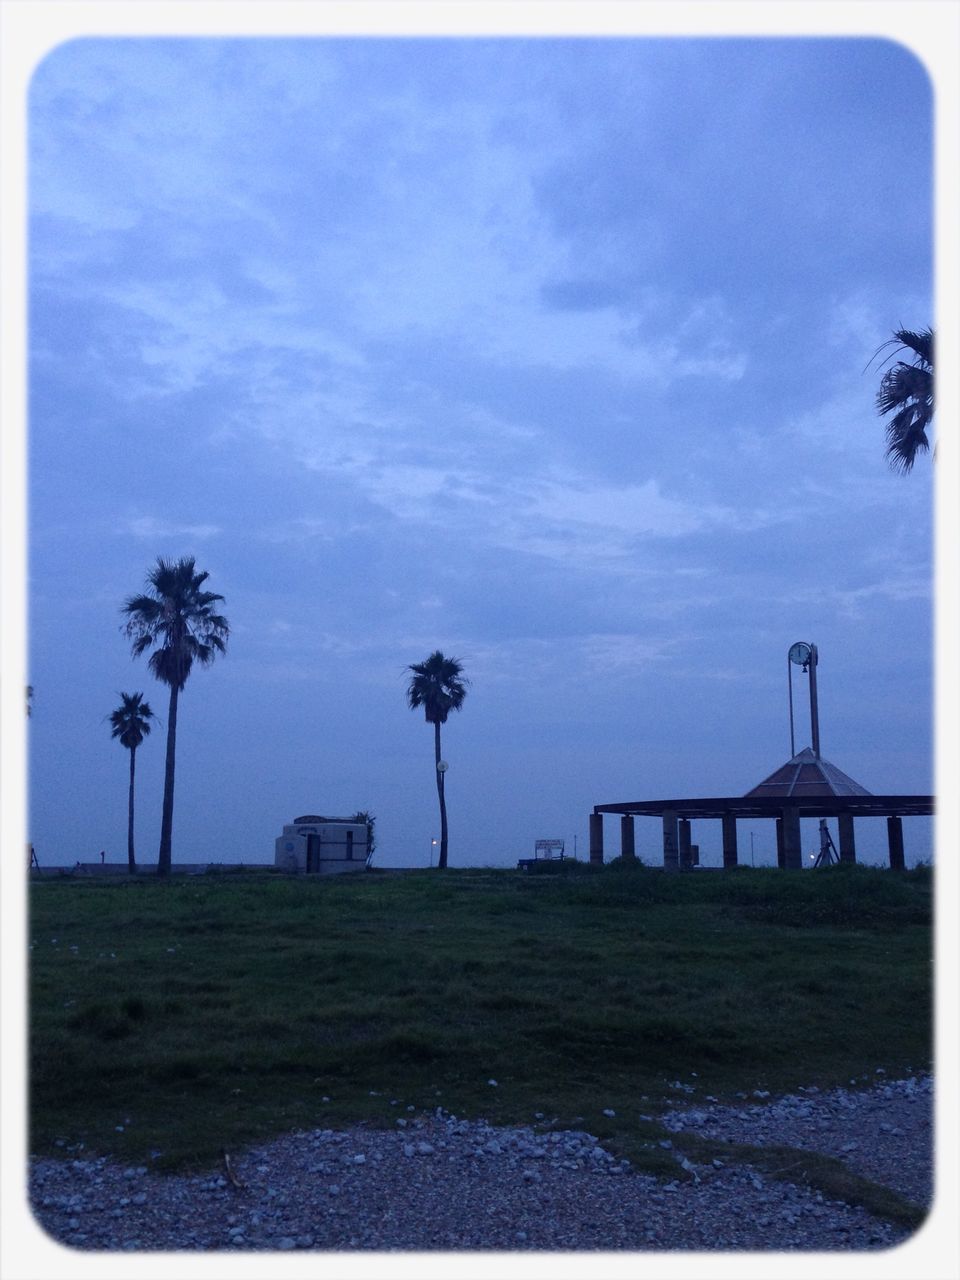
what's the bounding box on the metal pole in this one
[808,644,821,759]
[788,656,796,757]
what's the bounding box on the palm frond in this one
[884,408,930,474]
[870,327,935,474]
[406,650,469,723]
[876,364,932,416]
[866,326,934,373]
[109,691,155,750]
[122,594,164,628]
[123,557,229,689]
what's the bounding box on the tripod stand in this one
[813,819,838,867]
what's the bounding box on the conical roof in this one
[744,747,873,799]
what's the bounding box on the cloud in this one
[528,476,714,537]
[121,516,221,540]
[256,516,366,545]
[540,279,631,312]
[440,631,683,695]
[782,576,932,621]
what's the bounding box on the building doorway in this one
[306,834,321,873]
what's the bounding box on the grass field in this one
[29,861,932,1219]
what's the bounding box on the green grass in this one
[30,861,932,1224]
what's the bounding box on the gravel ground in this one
[28,1073,932,1253]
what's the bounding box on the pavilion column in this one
[721,813,738,869]
[887,816,905,871]
[781,806,802,869]
[776,818,785,869]
[662,810,679,872]
[837,813,856,864]
[678,819,693,870]
[589,813,604,865]
[620,815,636,861]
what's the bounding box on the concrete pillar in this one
[690,844,700,866]
[721,813,738,869]
[620,815,636,861]
[589,813,604,864]
[837,812,856,864]
[887,816,905,871]
[662,810,679,872]
[678,819,693,870]
[776,818,785,869]
[781,806,802,869]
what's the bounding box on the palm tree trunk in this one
[127,746,137,873]
[434,719,448,870]
[157,682,179,877]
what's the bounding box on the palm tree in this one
[109,692,155,873]
[122,557,229,876]
[406,651,468,870]
[870,327,935,474]
[350,810,376,864]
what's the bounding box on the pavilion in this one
[588,644,933,871]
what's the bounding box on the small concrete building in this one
[274,814,369,874]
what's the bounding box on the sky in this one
[25,34,936,871]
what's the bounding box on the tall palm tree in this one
[122,557,229,876]
[871,327,935,474]
[406,651,469,871]
[109,692,155,873]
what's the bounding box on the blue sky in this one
[27,36,934,869]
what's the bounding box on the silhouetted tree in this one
[122,557,229,876]
[109,692,155,873]
[870,327,935,474]
[406,651,468,870]
[351,810,376,863]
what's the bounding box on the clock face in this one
[789,642,812,665]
